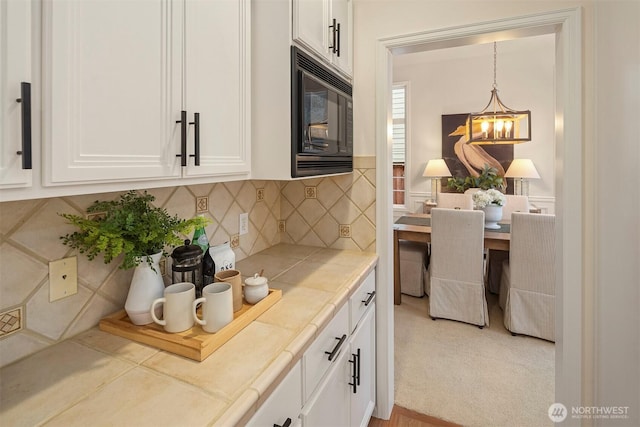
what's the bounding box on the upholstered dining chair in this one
[500,212,556,341]
[436,193,473,210]
[486,194,530,293]
[501,195,530,221]
[426,208,489,328]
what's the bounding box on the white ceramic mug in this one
[150,282,195,333]
[193,283,233,333]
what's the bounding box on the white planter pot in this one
[125,251,165,325]
[482,205,503,229]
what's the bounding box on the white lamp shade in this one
[504,159,540,179]
[423,159,452,177]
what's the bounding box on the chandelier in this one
[467,42,531,145]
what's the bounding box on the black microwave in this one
[291,46,353,178]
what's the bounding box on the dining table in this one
[393,213,511,305]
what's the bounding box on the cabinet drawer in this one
[349,269,376,332]
[302,302,349,402]
[247,359,302,427]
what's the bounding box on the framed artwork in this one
[441,113,514,194]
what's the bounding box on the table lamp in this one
[504,158,540,196]
[423,159,452,203]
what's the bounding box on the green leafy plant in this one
[59,191,209,270]
[447,164,506,192]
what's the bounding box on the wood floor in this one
[368,405,462,427]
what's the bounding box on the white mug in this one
[193,283,233,333]
[150,282,195,333]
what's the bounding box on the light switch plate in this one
[49,256,78,302]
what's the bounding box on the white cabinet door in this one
[292,0,352,78]
[43,0,183,185]
[0,0,33,189]
[183,0,250,178]
[330,0,352,77]
[247,359,302,427]
[292,0,328,61]
[350,305,376,427]
[301,346,350,427]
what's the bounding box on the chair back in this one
[510,212,556,295]
[431,208,484,283]
[502,195,530,221]
[436,193,473,210]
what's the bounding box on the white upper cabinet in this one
[329,0,352,77]
[1,0,33,189]
[293,0,353,77]
[41,0,249,187]
[183,0,250,178]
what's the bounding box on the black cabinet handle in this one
[329,18,337,54]
[15,82,32,169]
[189,112,200,166]
[324,334,347,361]
[349,348,360,394]
[176,110,187,166]
[356,347,361,386]
[336,22,341,57]
[273,418,292,427]
[361,291,376,306]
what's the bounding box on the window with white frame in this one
[392,83,407,207]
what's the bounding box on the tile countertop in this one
[0,244,378,427]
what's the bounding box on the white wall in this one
[392,34,555,213]
[355,0,640,425]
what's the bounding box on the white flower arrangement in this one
[472,189,506,209]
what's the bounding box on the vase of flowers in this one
[59,191,209,324]
[472,189,506,229]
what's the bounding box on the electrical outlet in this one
[49,256,78,302]
[239,213,249,235]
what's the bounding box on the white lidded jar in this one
[244,273,268,304]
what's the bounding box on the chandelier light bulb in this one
[504,120,513,138]
[495,119,504,138]
[481,121,489,139]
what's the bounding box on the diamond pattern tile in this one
[0,308,22,336]
[0,157,374,366]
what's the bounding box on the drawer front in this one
[303,303,349,402]
[349,269,376,332]
[247,359,302,427]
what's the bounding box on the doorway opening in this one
[374,8,583,421]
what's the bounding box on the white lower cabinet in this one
[300,306,375,427]
[301,269,376,427]
[247,360,302,427]
[349,305,376,427]
[249,269,376,427]
[301,346,351,426]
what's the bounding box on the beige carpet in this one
[394,292,555,427]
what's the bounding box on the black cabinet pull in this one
[273,418,292,427]
[348,348,360,394]
[336,22,341,57]
[15,82,32,169]
[176,110,187,166]
[356,347,361,386]
[361,291,375,306]
[189,112,200,166]
[324,334,346,361]
[329,18,337,54]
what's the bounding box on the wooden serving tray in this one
[99,288,282,362]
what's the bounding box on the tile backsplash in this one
[0,157,375,367]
